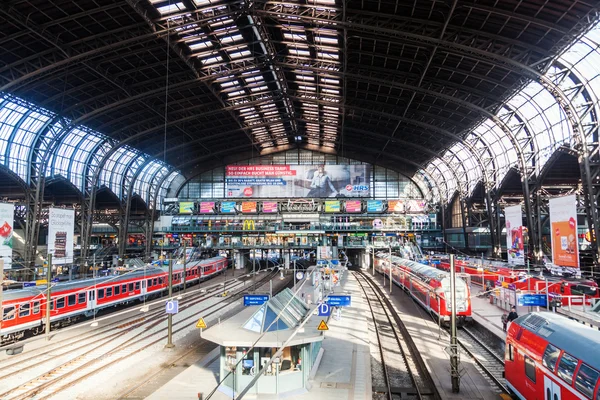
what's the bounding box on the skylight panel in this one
[284,33,307,41]
[322,88,339,94]
[251,87,268,93]
[189,41,212,51]
[289,48,311,57]
[156,2,185,15]
[219,34,243,44]
[220,80,239,88]
[298,85,316,91]
[315,36,338,45]
[317,51,339,60]
[229,50,251,59]
[210,18,234,28]
[202,56,223,65]
[322,78,339,85]
[296,75,315,82]
[226,90,245,97]
[194,0,220,5]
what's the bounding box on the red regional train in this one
[375,253,472,323]
[435,257,600,306]
[505,312,600,400]
[0,255,227,344]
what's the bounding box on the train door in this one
[87,289,96,310]
[141,279,147,295]
[544,376,561,400]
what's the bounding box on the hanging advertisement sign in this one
[367,200,384,212]
[0,203,14,269]
[324,201,340,212]
[225,164,371,198]
[505,205,524,266]
[262,201,278,213]
[199,202,215,214]
[405,199,427,213]
[241,201,257,213]
[345,200,362,213]
[387,200,405,213]
[221,201,236,214]
[549,195,579,272]
[48,208,75,265]
[179,202,194,214]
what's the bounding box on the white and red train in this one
[375,253,472,323]
[505,312,600,400]
[0,255,227,344]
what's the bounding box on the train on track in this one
[434,257,600,307]
[0,254,227,344]
[374,253,472,324]
[505,312,600,400]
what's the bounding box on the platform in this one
[147,268,373,400]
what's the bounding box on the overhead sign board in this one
[318,303,331,316]
[518,294,547,307]
[241,201,257,213]
[324,201,340,213]
[179,202,194,214]
[325,295,351,307]
[243,294,270,306]
[221,201,236,214]
[367,200,384,213]
[345,200,362,213]
[200,202,215,214]
[166,300,179,314]
[262,201,278,213]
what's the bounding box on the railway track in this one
[456,326,508,394]
[0,268,282,400]
[353,270,440,400]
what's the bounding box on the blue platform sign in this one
[166,300,179,314]
[244,294,270,306]
[326,295,352,307]
[318,303,331,316]
[23,281,36,288]
[518,294,547,307]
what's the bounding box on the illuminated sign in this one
[179,202,194,214]
[221,201,236,214]
[345,200,362,213]
[262,201,278,213]
[388,200,405,213]
[324,201,340,212]
[243,220,256,230]
[199,202,215,214]
[367,200,384,212]
[241,201,257,213]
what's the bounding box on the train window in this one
[524,355,536,383]
[50,300,54,310]
[122,284,127,293]
[127,283,133,292]
[2,306,15,320]
[575,363,599,398]
[33,301,40,313]
[557,352,579,384]
[147,279,152,287]
[135,282,140,291]
[56,298,65,309]
[153,278,158,286]
[19,303,30,317]
[98,289,105,299]
[68,294,76,306]
[78,293,86,304]
[106,287,113,297]
[159,277,164,285]
[114,286,120,295]
[542,344,561,371]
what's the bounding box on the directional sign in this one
[326,295,351,307]
[23,281,36,288]
[196,318,207,329]
[518,294,547,307]
[244,294,270,306]
[318,303,331,316]
[166,300,179,314]
[317,320,329,331]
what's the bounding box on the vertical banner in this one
[0,203,14,269]
[48,208,75,265]
[505,205,524,266]
[549,195,579,272]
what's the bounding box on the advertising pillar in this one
[549,195,579,277]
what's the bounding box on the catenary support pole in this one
[183,241,187,294]
[389,246,392,294]
[166,257,174,348]
[45,254,52,340]
[450,254,460,392]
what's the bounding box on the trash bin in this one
[489,295,495,305]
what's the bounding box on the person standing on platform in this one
[506,306,518,329]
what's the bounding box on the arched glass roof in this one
[0,93,182,205]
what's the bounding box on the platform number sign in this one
[318,303,331,316]
[166,300,179,314]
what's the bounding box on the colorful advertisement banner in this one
[179,202,194,214]
[221,201,236,214]
[262,201,278,213]
[549,195,579,272]
[199,202,215,214]
[241,201,257,213]
[48,208,75,265]
[0,203,14,269]
[505,205,524,266]
[405,199,428,213]
[324,201,341,212]
[388,200,405,213]
[367,200,384,212]
[345,200,362,213]
[225,164,371,198]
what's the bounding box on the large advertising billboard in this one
[199,202,215,214]
[221,201,236,214]
[225,164,371,198]
[241,202,257,213]
[179,202,194,214]
[262,201,278,213]
[0,203,14,269]
[505,205,524,266]
[549,195,579,273]
[345,200,362,213]
[48,208,75,265]
[388,200,405,213]
[367,200,384,213]
[324,201,340,212]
